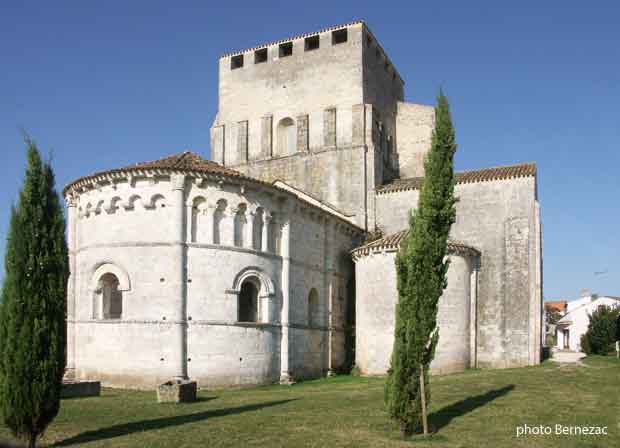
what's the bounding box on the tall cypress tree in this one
[0,138,68,448]
[385,91,457,437]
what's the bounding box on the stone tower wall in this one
[375,175,543,369]
[354,249,476,375]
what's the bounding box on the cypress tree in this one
[385,91,457,437]
[0,137,68,448]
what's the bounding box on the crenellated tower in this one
[211,20,435,230]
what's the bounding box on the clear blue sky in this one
[1,1,618,300]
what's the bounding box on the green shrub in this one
[581,305,620,355]
[580,333,592,355]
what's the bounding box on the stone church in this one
[63,21,543,389]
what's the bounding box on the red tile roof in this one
[544,301,568,313]
[64,151,252,195]
[376,162,537,194]
[351,229,480,259]
[63,151,365,232]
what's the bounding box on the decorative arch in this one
[253,207,264,250]
[276,117,296,155]
[105,196,123,214]
[308,287,319,327]
[90,262,131,320]
[84,202,94,218]
[213,198,227,244]
[93,200,105,215]
[90,263,131,292]
[145,193,166,209]
[190,196,208,242]
[233,203,247,247]
[123,194,142,211]
[231,266,275,298]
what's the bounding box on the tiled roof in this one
[376,162,537,194]
[63,151,250,195]
[124,151,244,176]
[544,301,568,313]
[351,229,480,259]
[63,151,365,232]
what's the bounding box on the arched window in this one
[233,204,247,247]
[308,288,319,327]
[238,279,259,322]
[213,199,227,245]
[253,207,264,250]
[191,197,207,243]
[99,273,122,319]
[277,117,296,155]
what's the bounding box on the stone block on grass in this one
[157,379,197,403]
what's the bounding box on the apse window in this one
[332,28,348,45]
[304,35,320,51]
[238,280,259,323]
[254,48,268,64]
[279,41,293,57]
[231,54,244,70]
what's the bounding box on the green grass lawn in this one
[1,356,618,447]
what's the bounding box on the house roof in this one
[376,162,537,194]
[558,295,620,325]
[63,151,364,233]
[351,229,480,259]
[544,301,568,313]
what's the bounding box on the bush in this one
[581,305,620,355]
[580,333,592,355]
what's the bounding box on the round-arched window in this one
[99,273,122,319]
[277,117,296,155]
[239,279,259,322]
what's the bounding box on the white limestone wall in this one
[375,176,542,368]
[355,250,475,375]
[214,23,365,164]
[67,170,359,388]
[395,102,435,178]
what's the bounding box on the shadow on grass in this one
[52,399,296,447]
[431,385,515,432]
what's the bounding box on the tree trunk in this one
[420,364,428,435]
[28,434,37,448]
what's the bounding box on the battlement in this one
[219,20,403,85]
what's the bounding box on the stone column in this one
[65,194,78,380]
[221,208,235,246]
[170,174,188,380]
[469,259,479,369]
[279,218,293,384]
[262,212,272,252]
[326,221,336,376]
[205,205,215,244]
[245,209,255,250]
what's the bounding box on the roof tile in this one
[377,162,537,194]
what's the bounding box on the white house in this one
[555,295,620,351]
